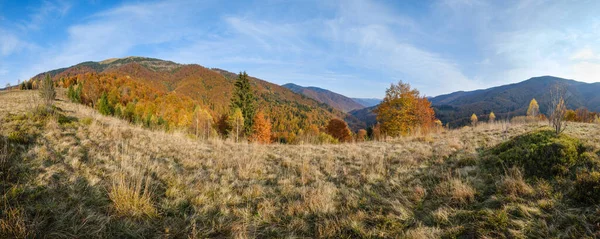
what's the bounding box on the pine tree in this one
[230,72,256,135]
[250,111,272,144]
[527,98,540,118]
[97,92,114,116]
[489,112,496,123]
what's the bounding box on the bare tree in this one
[39,74,56,112]
[547,83,568,135]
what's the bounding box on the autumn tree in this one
[325,118,352,142]
[356,129,367,142]
[489,112,496,123]
[39,74,56,111]
[192,106,214,140]
[374,81,437,137]
[228,108,244,142]
[230,71,256,135]
[249,111,272,144]
[527,98,540,119]
[471,113,478,126]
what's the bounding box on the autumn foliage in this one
[325,118,352,142]
[374,81,437,137]
[250,111,272,144]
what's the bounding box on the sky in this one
[1,0,600,98]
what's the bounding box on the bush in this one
[572,171,600,205]
[489,130,583,178]
[318,132,338,144]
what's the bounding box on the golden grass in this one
[108,173,157,219]
[1,90,600,237]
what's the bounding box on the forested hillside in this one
[26,57,357,142]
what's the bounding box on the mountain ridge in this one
[282,83,365,112]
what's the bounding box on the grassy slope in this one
[1,90,600,238]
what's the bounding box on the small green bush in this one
[318,132,338,144]
[572,171,600,205]
[490,130,583,178]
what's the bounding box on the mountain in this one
[349,76,600,128]
[351,98,381,107]
[282,83,365,112]
[430,76,600,127]
[31,57,364,138]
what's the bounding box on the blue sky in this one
[1,0,600,98]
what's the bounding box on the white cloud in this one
[570,47,599,61]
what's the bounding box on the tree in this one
[548,84,568,135]
[192,107,214,140]
[325,118,352,142]
[97,92,114,115]
[230,71,256,135]
[527,98,540,118]
[250,111,272,144]
[471,113,478,126]
[374,81,437,137]
[356,129,367,142]
[39,74,56,111]
[228,108,244,142]
[489,112,496,123]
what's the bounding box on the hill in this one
[3,90,600,238]
[29,57,361,140]
[430,76,600,127]
[349,76,600,128]
[282,83,365,112]
[351,98,381,107]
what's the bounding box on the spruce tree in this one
[230,71,256,135]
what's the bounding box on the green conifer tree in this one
[230,71,256,135]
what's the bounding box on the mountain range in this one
[29,57,600,130]
[31,57,365,134]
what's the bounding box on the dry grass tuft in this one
[496,167,534,198]
[434,178,476,206]
[0,207,29,238]
[108,173,157,219]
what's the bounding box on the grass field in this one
[1,90,600,238]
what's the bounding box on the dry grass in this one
[1,90,600,238]
[108,173,157,219]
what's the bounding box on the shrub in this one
[97,93,113,116]
[317,132,338,144]
[325,118,352,142]
[489,130,583,178]
[38,74,56,111]
[572,171,600,205]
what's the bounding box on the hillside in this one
[351,98,381,108]
[350,76,600,128]
[430,76,600,127]
[29,57,360,139]
[282,83,365,112]
[3,90,600,238]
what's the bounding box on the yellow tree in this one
[250,111,272,144]
[374,81,436,137]
[356,129,367,142]
[489,112,496,123]
[471,113,478,126]
[527,98,540,118]
[192,106,214,140]
[228,108,244,142]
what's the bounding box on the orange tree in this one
[374,81,437,137]
[325,118,352,142]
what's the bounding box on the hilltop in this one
[2,90,600,238]
[282,83,365,112]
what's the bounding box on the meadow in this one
[2,90,600,238]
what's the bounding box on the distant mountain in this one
[31,57,365,135]
[351,98,381,107]
[282,83,365,112]
[349,76,600,128]
[430,76,600,127]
